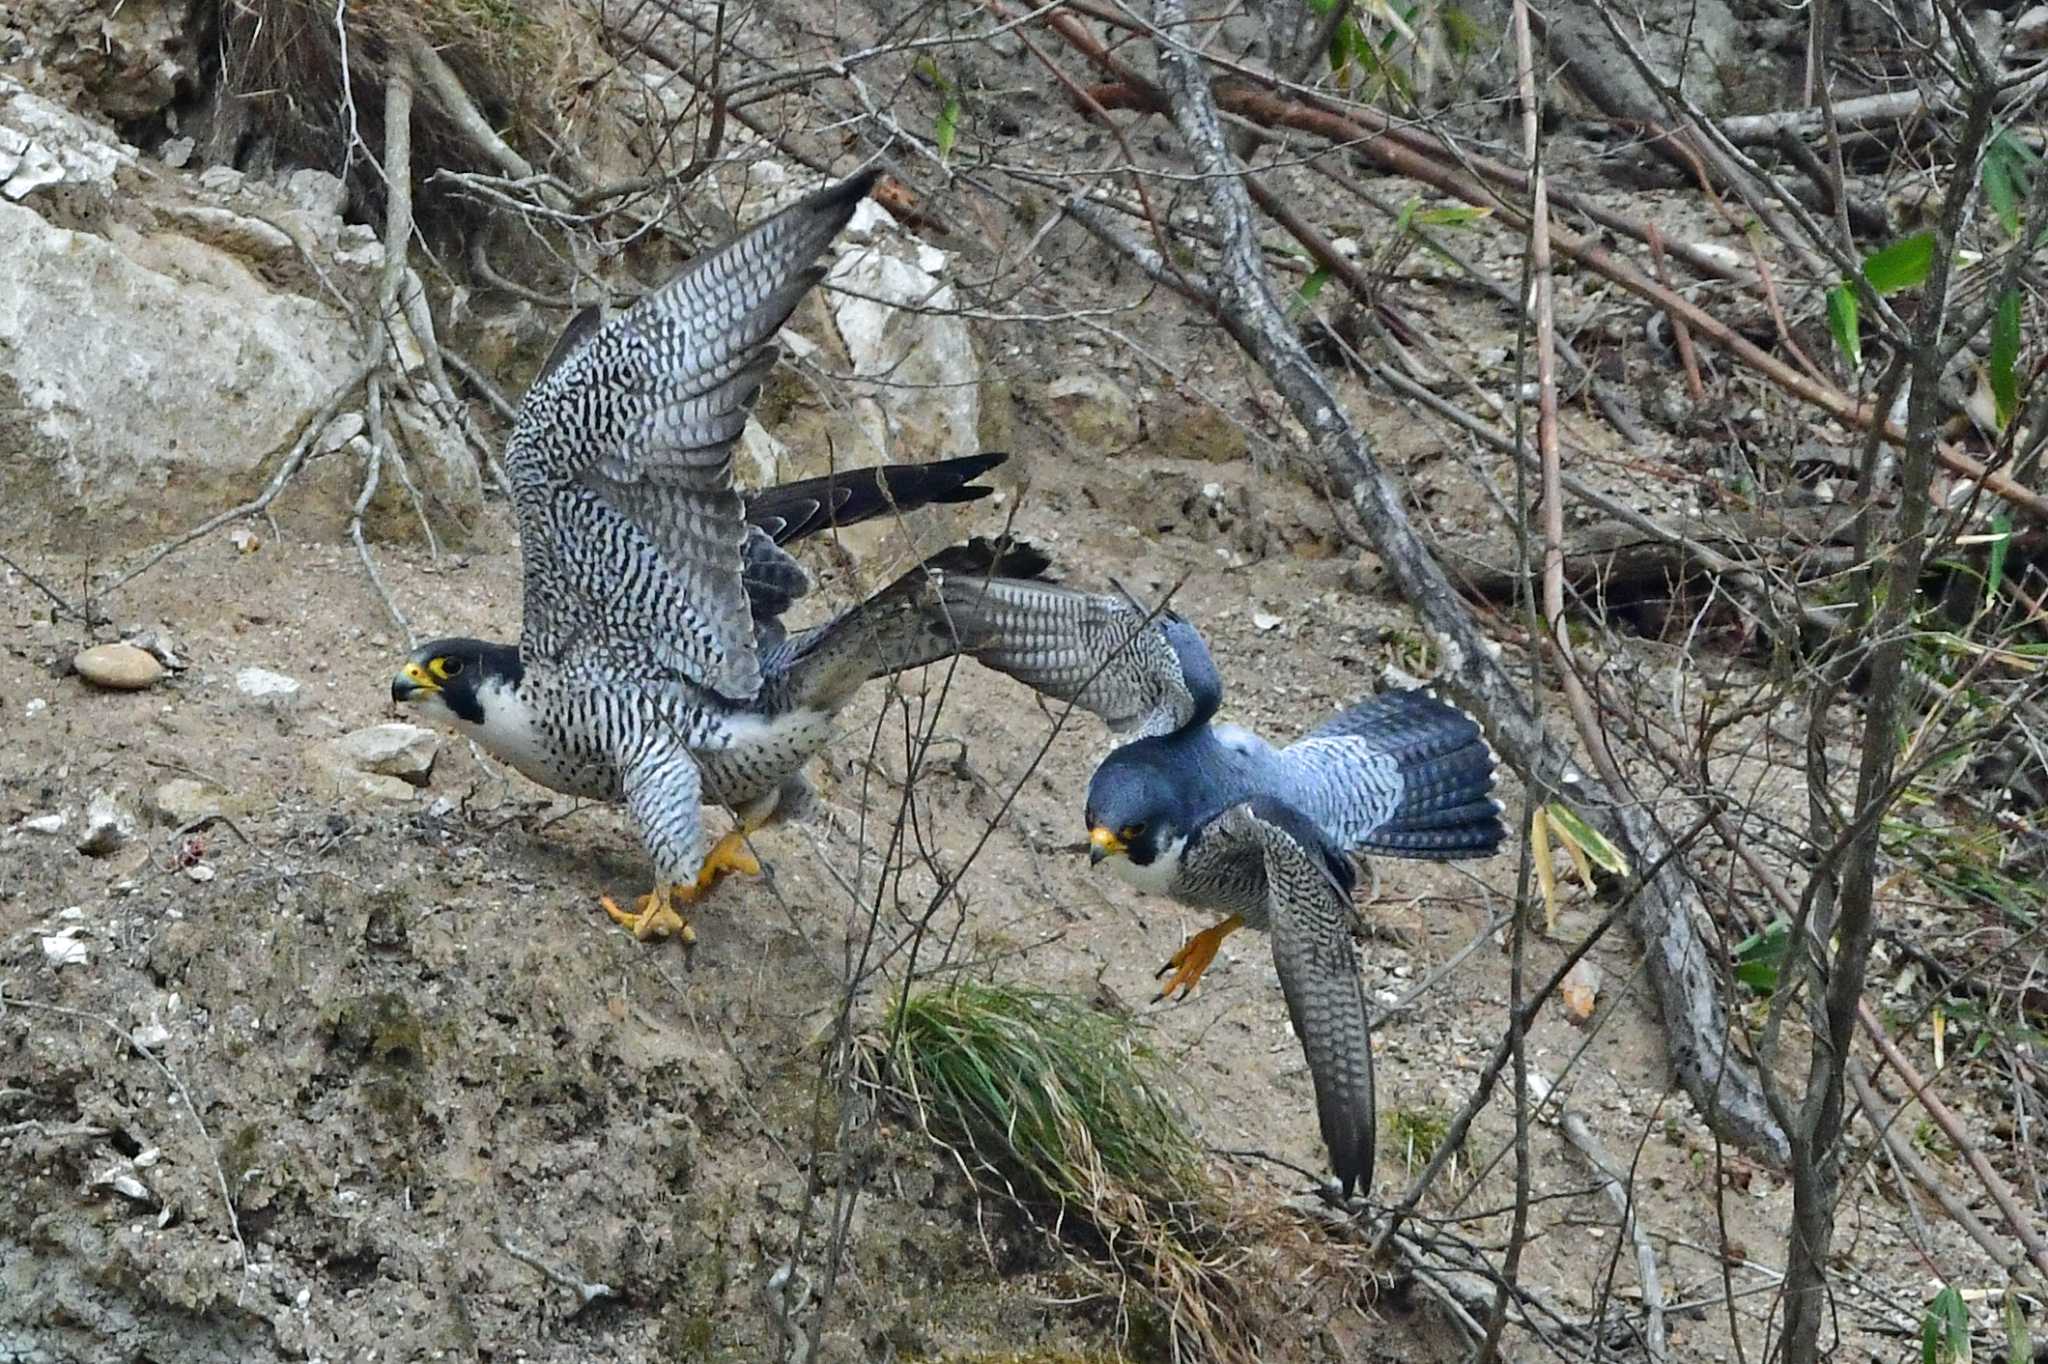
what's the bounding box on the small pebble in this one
[75,643,165,691]
[19,813,66,835]
[236,667,303,710]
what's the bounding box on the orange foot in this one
[597,831,763,945]
[1152,914,1246,1002]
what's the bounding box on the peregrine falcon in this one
[389,169,1033,943]
[936,576,1505,1194]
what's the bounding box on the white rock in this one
[132,1023,173,1050]
[184,863,215,883]
[1251,612,1283,632]
[236,667,303,708]
[19,813,65,835]
[41,932,89,967]
[76,789,136,856]
[826,205,979,463]
[331,723,440,785]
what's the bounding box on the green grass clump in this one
[883,982,1206,1219]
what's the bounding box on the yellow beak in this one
[1089,826,1125,864]
[392,661,439,703]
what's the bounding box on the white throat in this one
[1105,833,1187,896]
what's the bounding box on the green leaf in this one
[1986,515,2013,602]
[1733,920,1790,995]
[1981,128,2039,237]
[935,95,960,161]
[1923,1284,1971,1364]
[1863,232,1935,295]
[1290,265,1334,320]
[1827,284,1862,370]
[1542,802,1629,876]
[1990,289,2021,428]
[1413,205,1491,229]
[2004,1287,2031,1364]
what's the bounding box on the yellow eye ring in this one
[1120,823,1146,841]
[433,657,465,679]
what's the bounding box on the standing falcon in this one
[390,169,1034,944]
[936,576,1505,1195]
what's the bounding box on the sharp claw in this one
[599,889,694,945]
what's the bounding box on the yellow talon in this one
[1153,914,1246,1003]
[594,831,762,946]
[599,885,695,945]
[682,829,761,899]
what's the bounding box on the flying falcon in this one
[938,577,1505,1195]
[391,168,1034,944]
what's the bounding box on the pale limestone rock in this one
[76,789,136,856]
[331,723,440,786]
[825,200,979,465]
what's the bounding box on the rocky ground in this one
[3,448,2002,1362]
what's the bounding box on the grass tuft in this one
[871,981,1271,1361]
[883,982,1206,1216]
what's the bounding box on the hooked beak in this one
[1089,826,1125,866]
[391,661,438,704]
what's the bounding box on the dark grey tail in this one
[1320,690,1505,860]
[743,453,1009,547]
[780,536,1052,710]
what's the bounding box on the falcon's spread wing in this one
[1200,800,1376,1198]
[1279,689,1505,861]
[937,578,1223,738]
[505,170,880,699]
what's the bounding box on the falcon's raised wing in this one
[506,170,880,699]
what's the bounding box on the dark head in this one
[1084,742,1201,870]
[390,638,523,728]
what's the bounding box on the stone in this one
[0,81,371,551]
[2012,5,2048,50]
[825,200,979,463]
[236,667,303,709]
[149,778,223,827]
[1046,372,1141,452]
[18,813,65,835]
[41,932,89,968]
[76,789,135,856]
[331,723,440,785]
[74,642,164,690]
[303,744,419,805]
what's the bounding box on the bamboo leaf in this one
[1543,801,1629,876]
[1862,232,1935,295]
[1530,806,1559,934]
[2004,1287,2031,1364]
[1989,289,2021,428]
[936,95,960,161]
[1732,920,1790,995]
[1985,514,2012,602]
[1827,284,1862,370]
[1981,128,2038,237]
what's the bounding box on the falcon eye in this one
[1121,822,1146,841]
[435,657,464,679]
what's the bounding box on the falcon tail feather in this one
[1339,691,1506,859]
